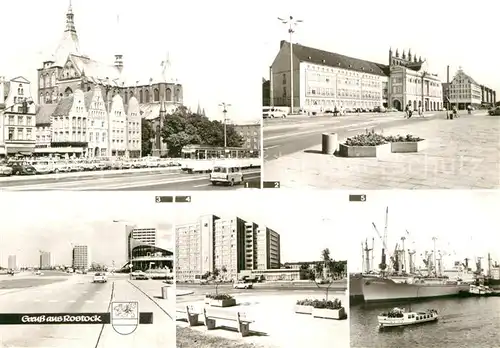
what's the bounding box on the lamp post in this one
[218,102,231,155]
[278,16,303,115]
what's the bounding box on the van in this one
[210,165,244,186]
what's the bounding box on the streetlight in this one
[278,16,303,115]
[218,102,231,154]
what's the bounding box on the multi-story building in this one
[40,251,54,270]
[8,255,17,270]
[479,85,496,107]
[448,68,482,110]
[233,122,260,154]
[34,3,183,157]
[72,245,91,270]
[270,40,388,113]
[0,76,37,157]
[175,215,281,282]
[387,48,442,111]
[125,226,172,271]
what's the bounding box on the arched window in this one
[139,90,143,103]
[129,91,134,100]
[145,89,149,103]
[39,76,44,88]
[45,92,50,103]
[166,88,172,101]
[125,92,128,104]
[154,88,159,102]
[87,86,91,92]
[175,89,180,102]
[64,87,73,96]
[18,84,24,95]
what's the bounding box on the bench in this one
[175,305,201,326]
[203,307,255,337]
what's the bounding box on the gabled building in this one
[448,68,482,110]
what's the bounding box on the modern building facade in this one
[40,251,54,270]
[33,3,183,158]
[8,255,17,270]
[448,68,483,110]
[0,76,37,157]
[480,85,496,107]
[387,48,442,111]
[72,245,91,270]
[233,123,260,154]
[125,226,172,271]
[175,214,281,282]
[269,41,444,113]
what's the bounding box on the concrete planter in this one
[389,139,427,153]
[210,298,236,307]
[294,305,313,314]
[339,142,391,158]
[312,307,346,320]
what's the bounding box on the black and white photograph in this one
[348,191,500,348]
[0,0,262,191]
[0,192,175,348]
[174,191,349,348]
[262,1,499,190]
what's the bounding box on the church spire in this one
[65,0,77,34]
[196,101,202,115]
[52,0,80,66]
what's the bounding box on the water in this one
[350,297,500,348]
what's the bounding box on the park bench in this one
[175,305,200,326]
[203,307,255,337]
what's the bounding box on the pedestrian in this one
[404,105,409,118]
[467,104,472,114]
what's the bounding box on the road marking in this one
[264,145,281,150]
[85,300,94,303]
[193,183,209,188]
[34,299,41,302]
[48,300,58,303]
[68,300,76,303]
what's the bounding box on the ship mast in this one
[383,207,389,272]
[488,253,492,278]
[432,236,437,277]
[371,237,375,273]
[363,238,373,273]
[401,235,406,274]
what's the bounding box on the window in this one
[145,89,150,103]
[8,128,14,140]
[27,129,32,140]
[17,128,23,140]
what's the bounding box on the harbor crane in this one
[372,221,389,274]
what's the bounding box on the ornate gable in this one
[60,57,81,80]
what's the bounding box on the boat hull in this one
[378,315,438,327]
[362,277,470,303]
[349,274,364,304]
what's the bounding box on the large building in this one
[0,76,37,157]
[175,215,281,282]
[269,41,443,113]
[125,226,173,271]
[33,3,184,158]
[448,68,483,110]
[40,251,54,270]
[8,255,17,270]
[233,122,261,154]
[72,245,91,270]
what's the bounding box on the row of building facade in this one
[268,41,496,112]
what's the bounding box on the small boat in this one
[469,284,494,296]
[378,307,438,328]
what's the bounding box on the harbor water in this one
[351,297,500,348]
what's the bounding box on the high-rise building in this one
[8,255,17,270]
[124,226,172,271]
[72,245,91,270]
[175,215,281,282]
[40,251,54,270]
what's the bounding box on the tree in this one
[160,114,201,157]
[321,248,331,278]
[209,266,228,295]
[141,118,155,156]
[314,262,324,279]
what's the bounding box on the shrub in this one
[344,129,387,146]
[384,134,423,142]
[296,299,314,306]
[311,298,343,310]
[206,293,233,300]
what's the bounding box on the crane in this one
[372,222,388,274]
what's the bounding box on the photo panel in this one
[347,190,500,348]
[0,0,263,192]
[174,190,349,348]
[0,192,176,348]
[262,3,499,190]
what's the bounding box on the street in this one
[264,112,438,161]
[0,272,175,348]
[0,168,261,191]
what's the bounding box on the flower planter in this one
[339,143,391,158]
[312,307,346,320]
[294,305,313,314]
[210,298,236,307]
[389,139,427,153]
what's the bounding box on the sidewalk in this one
[129,280,175,319]
[264,114,499,189]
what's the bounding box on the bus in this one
[181,145,259,160]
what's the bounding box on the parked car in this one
[6,161,36,175]
[262,107,287,119]
[93,272,107,283]
[130,271,149,280]
[0,163,13,176]
[234,281,253,289]
[488,106,500,116]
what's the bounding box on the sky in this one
[346,191,500,273]
[0,192,174,268]
[0,0,262,124]
[259,0,500,94]
[174,190,350,263]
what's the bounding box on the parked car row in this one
[0,157,181,176]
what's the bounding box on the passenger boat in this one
[378,307,438,328]
[469,284,494,295]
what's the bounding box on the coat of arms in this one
[111,301,139,335]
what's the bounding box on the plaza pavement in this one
[264,112,499,189]
[176,291,349,348]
